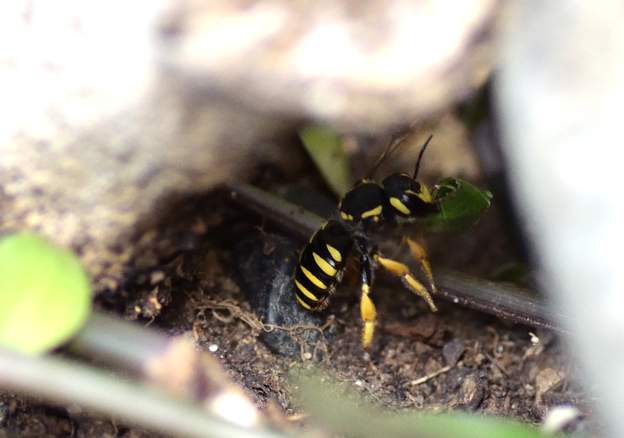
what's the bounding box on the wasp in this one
[294,135,441,348]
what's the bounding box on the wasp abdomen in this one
[294,220,352,310]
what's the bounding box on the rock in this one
[0,0,499,296]
[163,0,498,129]
[535,368,565,405]
[0,2,290,296]
[541,405,582,435]
[442,339,466,366]
[458,373,484,410]
[234,232,328,356]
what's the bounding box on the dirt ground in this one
[0,138,593,437]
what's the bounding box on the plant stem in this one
[0,348,284,438]
[69,311,172,373]
[69,312,278,429]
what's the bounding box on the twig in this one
[223,182,568,333]
[435,269,568,332]
[410,365,453,386]
[0,348,285,438]
[485,354,509,377]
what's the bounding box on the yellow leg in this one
[360,283,377,349]
[374,255,437,312]
[404,237,437,293]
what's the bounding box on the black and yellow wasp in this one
[294,135,443,348]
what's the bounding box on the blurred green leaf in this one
[0,233,92,354]
[424,177,493,232]
[299,125,352,197]
[295,372,556,438]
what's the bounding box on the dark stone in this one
[234,232,328,356]
[442,338,466,366]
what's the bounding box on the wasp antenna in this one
[412,134,434,179]
[367,132,409,179]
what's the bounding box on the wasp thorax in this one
[338,180,387,226]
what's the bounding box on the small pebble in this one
[529,332,540,345]
[535,368,564,403]
[208,344,219,353]
[442,339,466,367]
[150,270,166,284]
[0,403,7,425]
[458,374,484,410]
[542,405,581,434]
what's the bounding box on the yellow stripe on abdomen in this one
[295,279,320,302]
[312,252,337,276]
[296,295,312,310]
[300,266,327,289]
[326,244,342,262]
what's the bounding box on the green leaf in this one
[294,372,557,438]
[0,233,92,354]
[425,177,493,232]
[299,125,352,197]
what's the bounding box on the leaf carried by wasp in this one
[0,233,92,354]
[299,125,352,197]
[426,177,493,232]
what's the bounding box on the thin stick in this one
[410,365,452,386]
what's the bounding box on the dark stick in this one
[223,182,568,333]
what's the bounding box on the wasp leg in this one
[374,254,437,312]
[403,236,436,293]
[359,251,377,349]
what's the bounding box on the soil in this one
[0,148,593,437]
